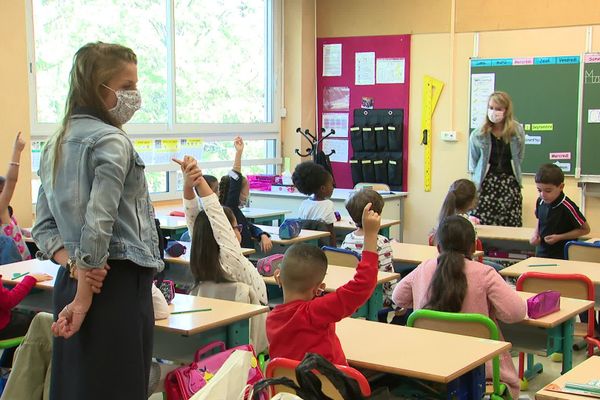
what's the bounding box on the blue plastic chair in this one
[564,240,600,262]
[180,230,191,242]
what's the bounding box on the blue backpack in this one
[278,219,302,239]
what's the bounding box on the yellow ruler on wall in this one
[421,76,444,192]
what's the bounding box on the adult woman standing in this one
[32,42,164,399]
[469,91,525,226]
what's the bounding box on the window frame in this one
[25,0,282,201]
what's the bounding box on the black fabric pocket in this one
[350,126,363,152]
[374,126,388,151]
[362,127,376,152]
[350,158,363,185]
[387,159,402,187]
[361,159,375,182]
[387,125,403,152]
[374,160,388,183]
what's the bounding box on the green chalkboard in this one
[469,56,580,175]
[581,54,600,176]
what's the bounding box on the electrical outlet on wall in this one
[441,131,458,142]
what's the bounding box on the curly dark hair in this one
[292,161,330,196]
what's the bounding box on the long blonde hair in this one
[46,42,137,185]
[479,91,518,143]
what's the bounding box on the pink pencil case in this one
[527,290,561,319]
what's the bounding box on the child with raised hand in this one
[342,189,395,313]
[393,215,526,399]
[175,155,268,351]
[292,161,336,246]
[0,132,31,260]
[267,202,380,365]
[218,137,272,253]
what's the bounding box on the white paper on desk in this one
[588,109,600,123]
[322,112,349,137]
[355,52,375,85]
[376,58,405,84]
[323,44,342,77]
[322,139,348,163]
[470,73,495,129]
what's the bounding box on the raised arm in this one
[0,133,25,223]
[233,136,243,173]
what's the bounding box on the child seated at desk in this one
[392,215,526,399]
[267,202,380,365]
[177,155,268,352]
[530,163,591,259]
[292,161,336,246]
[341,188,396,314]
[219,137,272,253]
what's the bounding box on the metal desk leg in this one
[367,285,384,321]
[446,364,485,399]
[561,318,574,374]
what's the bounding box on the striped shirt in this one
[341,232,396,307]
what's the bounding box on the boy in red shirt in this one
[267,203,380,365]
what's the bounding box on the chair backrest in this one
[407,310,503,396]
[565,240,600,262]
[265,357,371,399]
[300,219,330,247]
[180,229,191,242]
[191,281,251,303]
[516,272,593,301]
[321,246,360,268]
[353,182,391,191]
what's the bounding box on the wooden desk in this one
[536,356,600,399]
[500,291,594,378]
[164,241,255,265]
[154,294,269,361]
[157,215,188,239]
[586,237,600,243]
[249,188,408,241]
[500,257,600,285]
[240,207,290,226]
[333,217,400,238]
[0,260,268,362]
[264,265,399,321]
[391,242,484,264]
[256,225,331,246]
[337,318,510,399]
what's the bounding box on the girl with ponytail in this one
[393,215,526,399]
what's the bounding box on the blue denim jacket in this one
[468,124,525,190]
[32,114,164,270]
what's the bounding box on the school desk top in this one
[337,317,510,382]
[154,205,290,220]
[250,188,408,200]
[333,218,401,231]
[476,225,536,242]
[585,237,600,243]
[256,225,331,245]
[157,215,188,230]
[516,291,594,329]
[164,241,255,265]
[0,259,57,289]
[391,242,484,264]
[536,356,600,400]
[154,294,269,336]
[500,257,600,285]
[262,264,399,292]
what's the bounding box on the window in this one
[27,0,281,201]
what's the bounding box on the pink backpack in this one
[256,254,284,276]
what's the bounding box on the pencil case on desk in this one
[527,290,560,319]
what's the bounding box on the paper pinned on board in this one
[323,44,342,77]
[322,113,349,137]
[322,139,348,163]
[355,52,375,85]
[376,58,405,84]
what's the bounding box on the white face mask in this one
[487,109,504,124]
[102,84,141,125]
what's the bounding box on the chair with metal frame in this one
[407,309,509,399]
[265,357,371,399]
[321,246,360,269]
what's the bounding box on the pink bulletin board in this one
[316,35,410,190]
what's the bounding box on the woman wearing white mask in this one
[32,42,163,400]
[469,91,525,226]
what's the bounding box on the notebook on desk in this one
[545,380,600,398]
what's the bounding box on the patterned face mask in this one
[102,84,141,126]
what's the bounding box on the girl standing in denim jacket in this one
[469,91,525,226]
[32,42,163,400]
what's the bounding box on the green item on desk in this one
[171,308,212,315]
[528,263,558,267]
[565,381,600,395]
[12,272,29,279]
